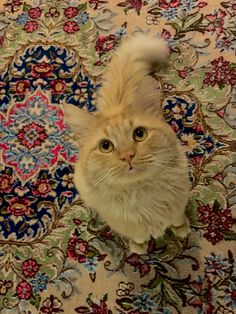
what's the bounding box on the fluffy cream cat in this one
[64,34,190,253]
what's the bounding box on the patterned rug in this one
[0,0,236,313]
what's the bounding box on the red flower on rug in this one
[64,7,79,18]
[50,80,67,94]
[67,235,88,263]
[204,226,224,245]
[17,122,48,150]
[0,174,13,193]
[24,20,38,32]
[75,293,112,314]
[126,253,151,278]
[22,259,40,278]
[63,21,79,33]
[0,36,4,46]
[205,9,226,36]
[32,178,56,197]
[95,35,117,55]
[117,0,145,15]
[16,281,32,300]
[28,7,42,19]
[31,62,54,78]
[198,201,234,245]
[158,0,180,9]
[204,56,236,87]
[7,197,32,217]
[14,80,30,95]
[188,275,215,313]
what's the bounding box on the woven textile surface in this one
[0,0,236,313]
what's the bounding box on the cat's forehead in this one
[104,115,133,137]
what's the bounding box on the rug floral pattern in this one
[0,0,236,313]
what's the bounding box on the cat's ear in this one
[63,104,96,139]
[135,75,163,117]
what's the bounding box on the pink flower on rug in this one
[63,21,79,33]
[198,2,207,8]
[24,20,38,32]
[161,29,171,39]
[22,259,40,278]
[158,0,180,9]
[64,7,79,18]
[28,7,42,19]
[191,155,204,166]
[178,69,188,79]
[205,9,226,36]
[16,281,32,300]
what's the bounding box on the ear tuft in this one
[63,104,95,139]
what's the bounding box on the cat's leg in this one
[171,213,190,238]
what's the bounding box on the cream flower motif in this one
[181,133,197,153]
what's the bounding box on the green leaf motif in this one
[23,3,31,12]
[116,297,133,310]
[78,3,87,11]
[169,22,182,33]
[29,294,41,309]
[223,230,236,241]
[163,281,182,311]
[212,199,221,211]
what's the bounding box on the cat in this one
[63,34,191,253]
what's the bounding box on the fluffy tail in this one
[97,34,169,116]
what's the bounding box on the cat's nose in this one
[120,151,136,162]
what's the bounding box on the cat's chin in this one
[113,166,149,184]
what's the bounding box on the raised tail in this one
[97,34,169,116]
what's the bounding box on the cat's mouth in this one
[127,162,137,174]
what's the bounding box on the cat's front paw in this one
[129,240,148,254]
[171,222,191,238]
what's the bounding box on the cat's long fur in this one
[64,34,190,253]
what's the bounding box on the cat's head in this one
[63,76,178,186]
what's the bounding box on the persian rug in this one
[0,0,236,313]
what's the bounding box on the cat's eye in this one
[133,127,148,142]
[99,139,114,153]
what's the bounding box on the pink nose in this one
[120,151,135,162]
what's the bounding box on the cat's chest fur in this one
[79,172,176,222]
